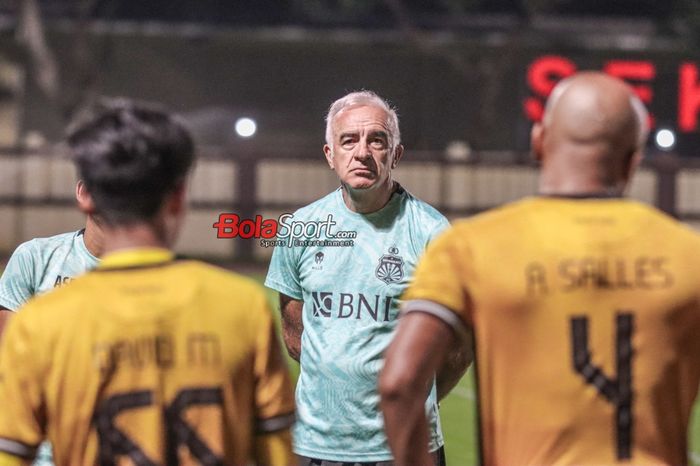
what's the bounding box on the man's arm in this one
[0,307,13,342]
[436,333,473,400]
[278,294,303,362]
[380,312,463,466]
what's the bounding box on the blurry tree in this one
[8,0,106,133]
[17,0,57,99]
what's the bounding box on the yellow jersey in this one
[404,197,700,466]
[0,248,295,465]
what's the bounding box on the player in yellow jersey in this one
[380,72,700,465]
[0,99,296,465]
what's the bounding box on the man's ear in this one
[75,180,96,215]
[391,144,404,169]
[323,144,334,170]
[625,150,643,183]
[530,123,545,163]
[167,181,188,217]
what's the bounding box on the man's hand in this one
[379,312,456,466]
[0,306,13,343]
[278,294,303,362]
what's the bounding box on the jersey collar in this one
[98,248,175,271]
[76,228,99,264]
[536,190,624,199]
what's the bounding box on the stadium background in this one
[1,1,700,464]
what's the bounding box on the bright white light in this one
[235,117,257,138]
[655,128,676,151]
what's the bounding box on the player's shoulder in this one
[398,186,448,226]
[19,260,270,327]
[6,230,78,263]
[632,201,700,242]
[172,259,268,300]
[448,198,533,233]
[13,230,80,256]
[26,230,80,248]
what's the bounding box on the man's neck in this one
[538,171,626,198]
[101,224,170,256]
[83,216,104,258]
[342,180,397,214]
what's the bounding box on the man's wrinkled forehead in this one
[332,104,392,136]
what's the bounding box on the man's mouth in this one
[351,168,374,176]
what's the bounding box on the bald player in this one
[380,71,700,465]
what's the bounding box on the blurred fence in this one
[0,148,698,261]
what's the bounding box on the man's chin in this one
[345,180,377,191]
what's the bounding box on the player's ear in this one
[391,144,404,169]
[75,180,96,215]
[161,181,188,247]
[531,123,544,163]
[168,181,188,217]
[624,149,644,184]
[323,144,334,170]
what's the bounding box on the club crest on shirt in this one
[376,246,404,284]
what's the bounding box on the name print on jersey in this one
[526,256,675,296]
[92,332,222,376]
[53,275,74,287]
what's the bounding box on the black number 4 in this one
[570,312,634,460]
[94,387,224,465]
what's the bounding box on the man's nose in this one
[354,139,371,160]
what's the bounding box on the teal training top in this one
[265,186,448,462]
[0,229,98,312]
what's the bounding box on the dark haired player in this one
[0,99,296,465]
[381,72,700,465]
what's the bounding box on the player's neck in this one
[101,224,171,255]
[342,180,397,214]
[83,216,104,258]
[538,171,626,197]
